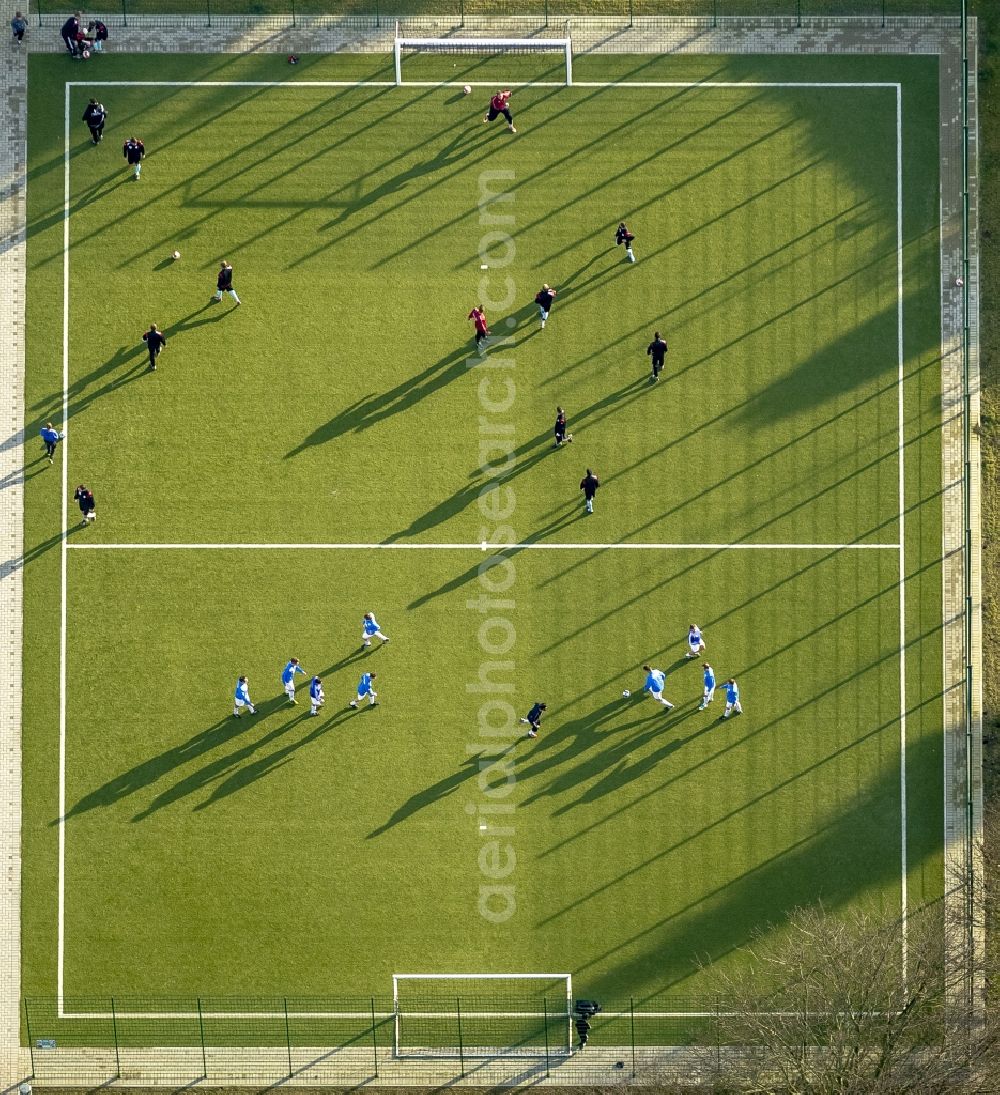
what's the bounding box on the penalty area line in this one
[64,542,901,552]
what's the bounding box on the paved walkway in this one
[0,27,26,1095]
[0,12,982,1089]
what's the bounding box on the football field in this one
[21,49,945,1012]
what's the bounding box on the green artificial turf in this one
[21,50,944,1020]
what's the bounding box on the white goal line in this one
[65,542,899,552]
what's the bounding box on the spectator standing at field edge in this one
[60,12,79,56]
[142,324,166,371]
[82,99,106,144]
[88,19,107,51]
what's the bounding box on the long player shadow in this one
[367,755,483,838]
[132,709,315,821]
[57,694,291,822]
[193,707,355,811]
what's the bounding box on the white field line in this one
[66,80,900,90]
[55,78,906,1010]
[58,1008,897,1021]
[896,84,909,985]
[65,542,900,551]
[57,79,71,1009]
[394,973,573,979]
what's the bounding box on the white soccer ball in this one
[622,689,630,698]
[172,250,181,260]
[463,84,472,95]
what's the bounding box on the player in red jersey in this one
[484,89,516,133]
[468,306,489,348]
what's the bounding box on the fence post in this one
[283,998,293,1077]
[110,997,122,1079]
[712,0,717,29]
[881,0,885,28]
[375,0,380,30]
[456,997,465,1077]
[24,999,35,1079]
[630,997,636,1077]
[35,0,42,28]
[542,999,551,1078]
[196,997,208,1079]
[121,0,128,30]
[628,0,633,28]
[206,0,212,29]
[460,0,464,29]
[370,997,379,1077]
[715,998,721,1075]
[544,0,549,29]
[290,0,296,29]
[796,0,801,28]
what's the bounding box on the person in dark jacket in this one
[60,13,79,55]
[519,701,547,739]
[580,468,600,514]
[534,283,557,329]
[212,261,241,305]
[142,324,166,371]
[123,136,144,179]
[82,99,106,144]
[553,406,573,448]
[74,485,96,525]
[615,221,636,263]
[11,11,27,45]
[575,1017,591,1051]
[89,19,107,51]
[646,330,668,382]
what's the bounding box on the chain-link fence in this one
[23,995,737,1086]
[29,0,965,29]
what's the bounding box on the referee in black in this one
[82,98,106,144]
[142,323,166,371]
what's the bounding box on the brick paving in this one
[0,23,27,1095]
[0,12,982,1088]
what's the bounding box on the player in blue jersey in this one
[233,675,256,717]
[281,657,306,704]
[350,671,378,708]
[641,664,674,709]
[39,422,63,465]
[698,663,716,711]
[309,675,325,715]
[686,624,706,658]
[361,612,389,648]
[723,678,743,718]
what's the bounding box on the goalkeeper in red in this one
[484,89,516,133]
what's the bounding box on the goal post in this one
[393,36,573,88]
[392,973,573,1058]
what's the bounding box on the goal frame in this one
[393,35,573,87]
[392,973,574,1059]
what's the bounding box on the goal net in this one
[393,35,573,87]
[392,974,573,1058]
